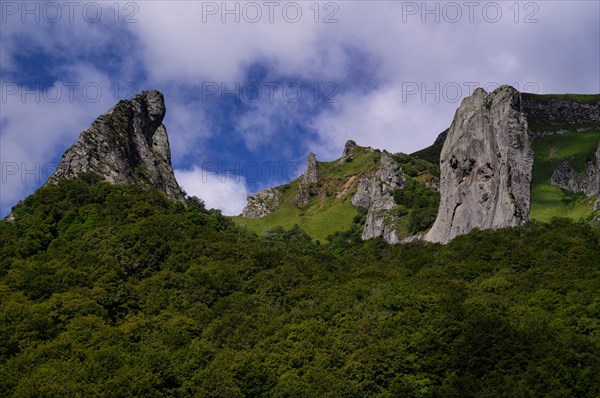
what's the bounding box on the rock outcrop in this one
[339,140,357,164]
[352,151,405,243]
[47,90,185,201]
[303,153,319,184]
[295,153,320,206]
[521,94,600,138]
[550,142,600,199]
[241,187,282,218]
[424,86,534,244]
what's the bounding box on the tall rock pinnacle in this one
[424,86,534,244]
[295,153,320,206]
[303,153,319,184]
[47,91,185,201]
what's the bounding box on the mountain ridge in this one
[6,87,599,244]
[236,87,599,244]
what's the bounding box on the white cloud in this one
[129,1,345,83]
[0,66,122,216]
[125,0,599,160]
[175,166,249,216]
[1,0,597,216]
[308,84,454,159]
[162,97,213,163]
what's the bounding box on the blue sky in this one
[1,1,599,215]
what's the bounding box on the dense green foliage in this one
[2,178,600,397]
[393,154,440,235]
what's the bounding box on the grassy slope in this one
[410,143,442,164]
[530,130,599,222]
[232,148,380,241]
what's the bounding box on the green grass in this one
[411,143,442,164]
[232,197,358,242]
[528,121,599,133]
[318,147,380,178]
[232,147,381,241]
[530,130,599,222]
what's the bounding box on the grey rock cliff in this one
[424,86,534,244]
[550,142,600,200]
[352,151,405,244]
[47,91,185,201]
[241,187,282,218]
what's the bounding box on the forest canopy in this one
[1,178,599,397]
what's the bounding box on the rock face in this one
[295,153,320,206]
[551,142,600,200]
[241,188,282,218]
[352,151,405,243]
[47,91,185,201]
[424,86,534,244]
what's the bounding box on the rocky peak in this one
[352,151,405,243]
[424,85,534,244]
[47,90,185,201]
[339,140,357,163]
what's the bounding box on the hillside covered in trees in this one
[1,177,599,397]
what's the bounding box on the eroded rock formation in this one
[295,153,320,206]
[241,188,282,218]
[424,86,534,244]
[339,140,357,164]
[47,90,185,201]
[352,151,405,243]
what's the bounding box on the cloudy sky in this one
[1,1,598,216]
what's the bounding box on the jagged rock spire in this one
[47,90,185,201]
